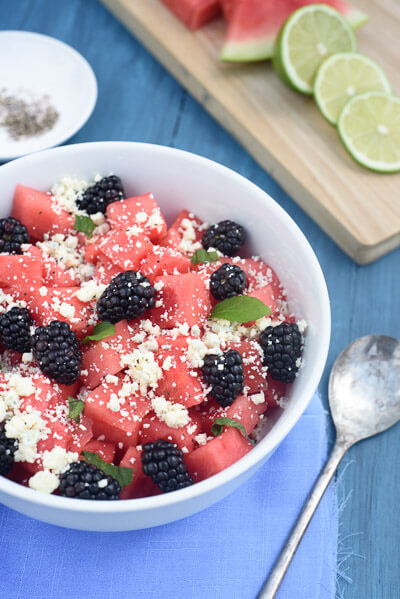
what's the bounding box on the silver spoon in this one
[257,334,400,599]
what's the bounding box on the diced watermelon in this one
[265,375,288,408]
[139,411,201,452]
[0,248,43,290]
[160,210,204,251]
[246,284,282,321]
[139,245,191,283]
[98,229,153,271]
[220,0,367,62]
[81,320,141,389]
[41,254,80,287]
[84,377,151,447]
[106,193,167,243]
[228,339,267,395]
[156,336,205,407]
[151,272,212,328]
[160,0,221,29]
[94,254,123,285]
[28,287,94,339]
[201,394,264,436]
[186,428,252,481]
[12,184,74,240]
[81,439,116,463]
[67,416,94,453]
[119,446,161,499]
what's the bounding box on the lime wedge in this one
[273,5,357,95]
[338,91,400,172]
[314,53,392,124]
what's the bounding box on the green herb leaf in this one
[81,451,134,488]
[210,295,271,323]
[82,321,115,345]
[67,396,85,423]
[211,417,255,445]
[75,215,95,238]
[190,248,219,265]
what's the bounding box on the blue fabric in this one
[0,394,337,599]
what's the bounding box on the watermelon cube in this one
[94,254,123,285]
[160,0,221,29]
[160,210,205,251]
[151,272,212,328]
[12,184,74,240]
[98,229,153,271]
[139,245,191,283]
[228,339,268,395]
[81,320,141,389]
[139,411,201,452]
[106,193,167,243]
[81,439,116,463]
[119,446,160,499]
[84,377,151,447]
[186,428,252,482]
[0,247,43,290]
[156,336,205,407]
[201,394,264,436]
[28,287,94,338]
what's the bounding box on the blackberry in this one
[202,220,245,257]
[202,349,244,408]
[142,440,193,493]
[77,175,125,214]
[0,307,33,353]
[0,424,17,476]
[210,263,246,300]
[97,270,156,324]
[31,320,82,385]
[259,322,303,383]
[60,461,120,500]
[0,217,29,254]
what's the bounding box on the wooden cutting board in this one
[99,0,400,264]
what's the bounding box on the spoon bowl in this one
[329,335,400,445]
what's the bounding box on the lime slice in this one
[314,53,392,124]
[338,91,400,172]
[273,5,357,95]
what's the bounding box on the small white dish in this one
[0,31,97,161]
[0,142,331,531]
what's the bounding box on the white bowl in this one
[0,142,330,531]
[0,31,97,161]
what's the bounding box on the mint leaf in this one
[81,451,134,488]
[67,396,85,423]
[82,321,115,345]
[74,215,95,238]
[191,248,219,265]
[211,417,255,445]
[210,295,271,323]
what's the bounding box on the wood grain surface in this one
[99,0,400,265]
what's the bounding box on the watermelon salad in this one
[160,0,367,61]
[0,174,306,500]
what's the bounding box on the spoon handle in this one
[257,440,348,599]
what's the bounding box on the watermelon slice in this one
[220,0,368,62]
[160,0,221,30]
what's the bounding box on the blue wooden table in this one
[2,0,400,596]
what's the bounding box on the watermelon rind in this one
[220,3,367,63]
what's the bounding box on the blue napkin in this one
[0,394,337,599]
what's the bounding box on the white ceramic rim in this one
[0,141,331,513]
[0,31,98,161]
